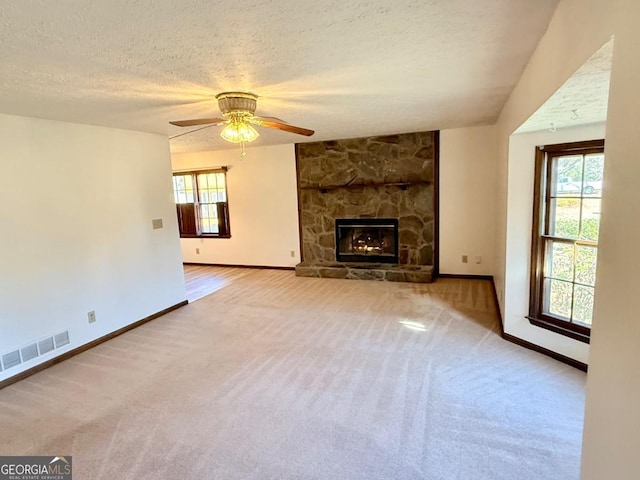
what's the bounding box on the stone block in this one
[319,268,349,279]
[295,265,319,278]
[399,228,419,246]
[348,269,385,281]
[372,134,401,144]
[299,142,328,157]
[414,146,433,160]
[419,245,433,265]
[405,271,433,283]
[319,233,334,248]
[385,271,407,282]
[398,247,410,264]
[376,202,400,218]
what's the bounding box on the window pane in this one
[200,204,212,219]
[197,173,209,189]
[199,202,219,234]
[202,189,214,203]
[173,174,195,204]
[546,279,573,319]
[197,173,227,204]
[186,174,195,202]
[549,198,581,239]
[172,176,183,203]
[547,241,574,281]
[197,173,226,203]
[552,155,583,197]
[573,285,595,326]
[201,218,219,234]
[580,199,601,242]
[575,245,598,286]
[583,154,604,197]
[207,173,219,186]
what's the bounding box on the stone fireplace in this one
[294,131,437,283]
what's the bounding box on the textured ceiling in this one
[0,0,559,153]
[516,40,613,134]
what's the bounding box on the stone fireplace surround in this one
[295,131,437,283]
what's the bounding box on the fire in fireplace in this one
[335,218,399,263]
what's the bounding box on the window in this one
[529,140,605,343]
[172,168,230,238]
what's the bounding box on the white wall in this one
[0,113,186,382]
[439,126,497,275]
[171,144,300,267]
[493,0,640,477]
[504,124,605,365]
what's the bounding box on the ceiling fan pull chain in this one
[241,141,247,159]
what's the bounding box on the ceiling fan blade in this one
[169,124,218,140]
[252,117,314,136]
[252,115,288,124]
[169,117,226,127]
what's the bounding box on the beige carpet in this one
[0,270,586,479]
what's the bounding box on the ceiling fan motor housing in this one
[216,92,257,116]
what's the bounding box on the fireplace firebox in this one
[335,218,399,264]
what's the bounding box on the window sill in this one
[526,316,591,344]
[180,235,232,239]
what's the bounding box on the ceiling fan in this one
[169,92,314,156]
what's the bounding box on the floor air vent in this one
[2,350,21,370]
[1,330,70,371]
[21,343,39,362]
[54,331,70,348]
[38,337,55,355]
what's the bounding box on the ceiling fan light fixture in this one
[170,91,313,158]
[220,118,259,144]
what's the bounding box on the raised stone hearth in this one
[295,262,433,283]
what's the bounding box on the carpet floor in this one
[0,270,586,479]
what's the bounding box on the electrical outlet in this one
[462,255,468,264]
[290,250,295,258]
[196,248,200,254]
[88,311,96,324]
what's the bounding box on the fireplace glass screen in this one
[335,218,399,263]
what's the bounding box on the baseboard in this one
[501,332,588,372]
[437,273,494,281]
[183,262,295,271]
[485,277,588,372]
[487,276,506,334]
[439,274,587,372]
[0,300,189,391]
